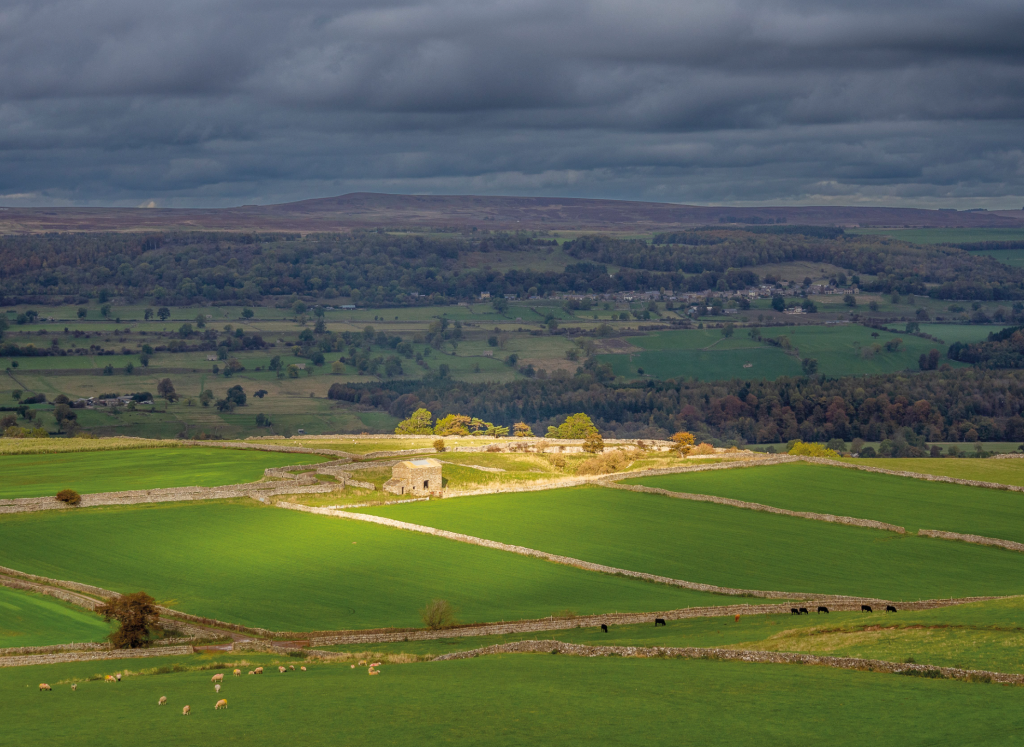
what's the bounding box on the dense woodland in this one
[1,228,1022,306]
[330,367,1024,448]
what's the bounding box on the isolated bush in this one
[433,439,446,453]
[788,441,839,458]
[690,442,716,455]
[55,489,81,505]
[420,599,457,630]
[576,450,629,475]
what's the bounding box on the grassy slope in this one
[3,654,1022,746]
[847,457,1024,489]
[316,597,1024,673]
[355,485,1024,600]
[0,585,114,648]
[625,462,1024,542]
[0,448,330,500]
[0,501,727,631]
[598,324,965,381]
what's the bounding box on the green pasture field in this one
[0,447,329,500]
[914,323,1007,343]
[317,596,1024,673]
[0,500,729,631]
[598,324,966,381]
[4,652,1023,746]
[354,485,1024,600]
[0,585,113,648]
[847,457,1024,488]
[848,227,1024,244]
[625,462,1024,544]
[968,248,1024,268]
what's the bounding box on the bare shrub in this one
[690,442,715,455]
[55,489,81,506]
[420,599,457,630]
[576,450,629,475]
[582,433,604,453]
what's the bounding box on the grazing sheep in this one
[278,666,286,674]
[159,696,167,705]
[300,666,306,671]
[370,662,381,668]
[289,665,295,671]
[233,669,241,677]
[248,671,254,675]
[734,615,740,622]
[368,669,379,676]
[215,699,228,710]
[215,684,221,694]
[115,674,122,682]
[39,683,51,692]
[254,667,264,675]
[211,673,224,683]
[71,684,77,691]
[182,705,191,716]
[350,665,355,669]
[105,675,116,683]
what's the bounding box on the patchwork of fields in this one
[353,484,1024,600]
[624,462,1024,542]
[5,437,1024,744]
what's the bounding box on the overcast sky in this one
[0,0,1022,208]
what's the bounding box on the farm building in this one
[383,459,442,496]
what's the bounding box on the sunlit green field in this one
[0,500,728,631]
[846,457,1024,488]
[6,652,1024,747]
[355,485,1024,600]
[0,585,113,648]
[0,447,330,500]
[625,462,1024,542]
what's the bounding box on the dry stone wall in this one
[607,482,906,533]
[432,639,1024,685]
[279,502,899,602]
[0,645,194,668]
[799,456,1024,493]
[918,529,1024,553]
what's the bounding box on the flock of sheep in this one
[37,659,383,715]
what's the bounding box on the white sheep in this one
[182,705,191,716]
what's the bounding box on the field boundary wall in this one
[278,502,905,602]
[0,645,194,668]
[432,639,1024,685]
[918,529,1024,554]
[606,481,906,533]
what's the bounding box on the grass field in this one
[0,500,730,631]
[625,462,1024,543]
[968,248,1024,268]
[4,652,1023,746]
[0,447,331,500]
[851,458,1024,487]
[598,324,966,381]
[316,596,1024,674]
[0,585,113,648]
[355,485,1024,600]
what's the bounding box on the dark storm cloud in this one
[0,0,1022,207]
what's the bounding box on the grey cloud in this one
[0,0,1021,208]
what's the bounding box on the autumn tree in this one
[671,431,695,455]
[98,592,160,649]
[513,422,534,437]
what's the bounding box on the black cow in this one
[790,608,800,615]
[861,605,873,613]
[654,618,666,627]
[600,624,608,633]
[886,605,897,613]
[817,606,829,614]
[799,608,809,615]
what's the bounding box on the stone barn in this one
[383,458,443,496]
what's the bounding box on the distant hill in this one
[1,192,1022,233]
